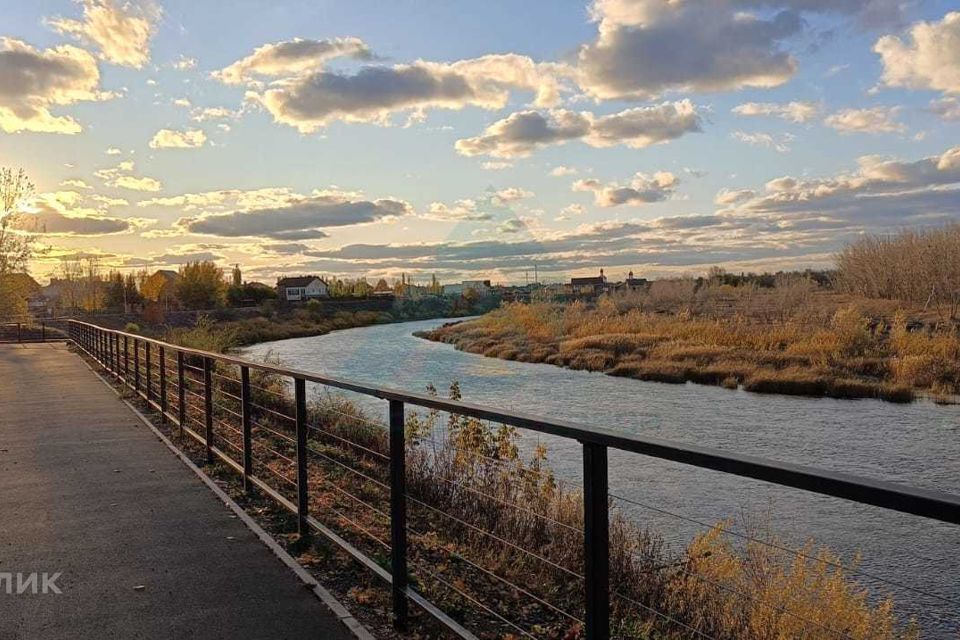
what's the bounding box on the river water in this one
[243,318,960,636]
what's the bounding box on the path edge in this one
[77,349,377,640]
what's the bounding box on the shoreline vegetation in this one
[419,226,960,405]
[137,295,500,352]
[417,290,959,405]
[126,353,918,639]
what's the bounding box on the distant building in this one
[276,276,329,302]
[623,271,648,291]
[442,279,492,297]
[571,269,609,295]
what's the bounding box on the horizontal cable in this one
[609,492,960,607]
[410,559,537,640]
[612,590,717,640]
[250,419,296,445]
[305,445,390,491]
[252,459,297,488]
[249,400,295,424]
[416,467,582,537]
[409,523,582,625]
[306,423,389,461]
[405,491,582,580]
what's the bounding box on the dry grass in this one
[193,371,919,639]
[419,286,960,403]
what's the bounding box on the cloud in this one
[424,199,492,221]
[714,188,756,205]
[149,128,208,149]
[930,97,960,121]
[190,106,237,122]
[94,161,162,192]
[212,37,374,85]
[497,219,526,234]
[105,147,122,155]
[8,190,141,236]
[551,166,578,177]
[493,187,534,203]
[455,100,700,158]
[875,12,960,95]
[46,0,161,69]
[242,52,570,132]
[732,101,821,123]
[61,179,92,190]
[574,171,679,206]
[577,0,800,100]
[732,130,794,152]
[481,161,513,171]
[175,189,412,239]
[0,38,111,134]
[824,106,905,134]
[172,55,197,70]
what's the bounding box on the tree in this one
[175,261,226,309]
[0,168,34,319]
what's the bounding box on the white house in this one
[276,276,329,302]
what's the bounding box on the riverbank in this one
[417,297,960,404]
[129,296,499,352]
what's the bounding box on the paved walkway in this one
[0,344,356,640]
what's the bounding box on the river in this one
[242,318,960,636]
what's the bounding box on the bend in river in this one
[243,318,960,636]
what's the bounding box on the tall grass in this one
[420,289,960,402]
[189,370,918,639]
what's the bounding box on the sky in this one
[2,0,960,286]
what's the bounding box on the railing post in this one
[203,357,213,463]
[294,377,309,538]
[145,342,152,402]
[17,323,21,344]
[123,335,129,380]
[389,399,408,630]
[133,338,140,392]
[159,346,167,422]
[241,366,253,493]
[41,322,45,342]
[583,442,610,640]
[176,350,185,436]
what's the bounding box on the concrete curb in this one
[79,352,377,640]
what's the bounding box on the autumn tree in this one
[0,168,34,319]
[175,261,226,309]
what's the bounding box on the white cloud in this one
[212,37,373,85]
[9,190,142,236]
[732,130,794,152]
[455,100,700,158]
[46,0,161,69]
[573,171,679,207]
[172,97,191,108]
[732,101,821,123]
[493,187,534,203]
[105,147,122,155]
[149,128,208,149]
[171,188,412,239]
[551,166,578,177]
[714,188,756,206]
[875,12,960,95]
[425,199,492,221]
[824,106,905,134]
[190,106,237,122]
[480,161,513,171]
[0,38,111,134]
[172,55,197,70]
[94,161,162,192]
[242,52,571,132]
[930,97,960,121]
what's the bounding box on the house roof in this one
[277,276,324,287]
[571,276,606,286]
[0,273,40,294]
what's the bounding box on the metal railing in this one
[66,319,960,640]
[0,321,63,343]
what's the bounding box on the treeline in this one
[837,224,960,322]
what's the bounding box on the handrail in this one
[65,319,960,525]
[65,319,960,640]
